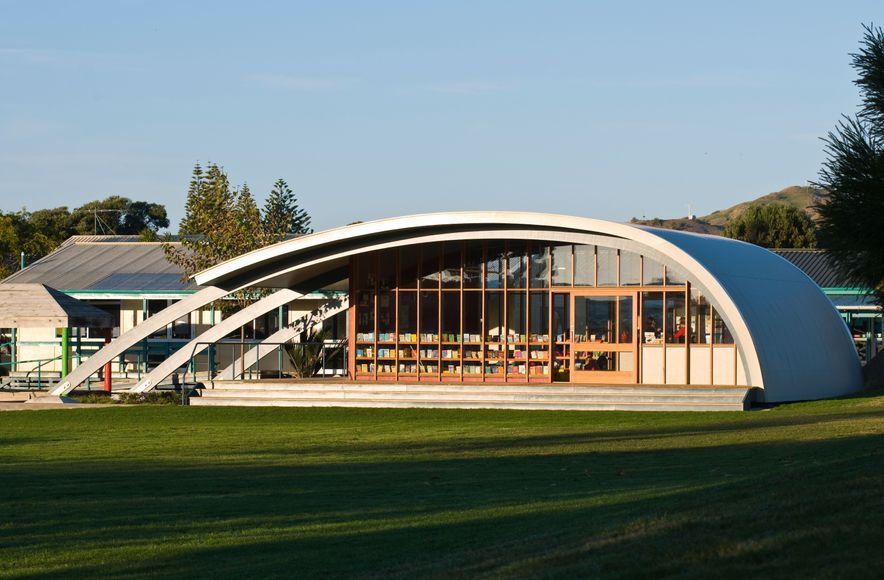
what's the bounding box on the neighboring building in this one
[774,249,882,364]
[55,212,862,404]
[0,235,345,380]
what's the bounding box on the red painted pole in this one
[103,332,112,393]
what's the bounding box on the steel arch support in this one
[132,289,302,392]
[214,295,349,380]
[50,286,228,396]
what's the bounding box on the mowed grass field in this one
[1,393,884,579]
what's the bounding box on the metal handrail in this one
[180,339,348,405]
[0,355,63,389]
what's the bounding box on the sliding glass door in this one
[571,292,638,384]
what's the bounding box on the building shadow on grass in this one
[214,406,884,460]
[2,432,883,578]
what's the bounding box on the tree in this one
[71,196,170,236]
[0,196,170,281]
[0,214,21,278]
[164,163,313,373]
[121,201,169,234]
[165,163,314,284]
[723,202,817,248]
[263,178,312,241]
[814,24,884,304]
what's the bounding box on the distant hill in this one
[631,185,824,235]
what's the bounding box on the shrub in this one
[71,392,116,404]
[117,391,182,405]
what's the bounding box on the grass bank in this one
[1,393,883,578]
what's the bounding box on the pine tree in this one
[165,164,314,307]
[166,163,238,278]
[814,24,884,304]
[263,178,312,242]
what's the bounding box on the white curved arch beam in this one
[215,295,348,380]
[132,289,302,393]
[50,286,228,396]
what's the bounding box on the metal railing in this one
[179,340,348,405]
[0,355,63,389]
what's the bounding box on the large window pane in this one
[551,244,572,286]
[597,247,617,286]
[552,293,570,342]
[712,308,734,344]
[484,292,504,341]
[356,254,375,289]
[507,242,527,288]
[486,243,505,289]
[398,292,417,342]
[399,246,418,289]
[356,290,375,341]
[574,244,595,286]
[506,292,526,342]
[442,242,461,289]
[665,265,687,286]
[419,291,439,341]
[618,296,633,343]
[377,291,395,341]
[620,250,641,286]
[666,292,687,344]
[529,244,549,288]
[172,315,191,339]
[463,242,483,288]
[642,257,664,286]
[690,290,711,344]
[441,292,460,341]
[529,292,549,341]
[641,292,664,344]
[378,249,396,290]
[574,296,616,343]
[420,244,440,288]
[462,292,482,342]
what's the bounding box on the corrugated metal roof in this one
[773,249,848,289]
[1,238,195,292]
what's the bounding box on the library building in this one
[190,212,862,403]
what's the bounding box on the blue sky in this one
[0,1,878,231]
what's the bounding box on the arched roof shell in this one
[194,211,863,402]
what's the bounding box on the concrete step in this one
[205,381,748,396]
[197,389,745,404]
[189,397,744,411]
[190,382,754,411]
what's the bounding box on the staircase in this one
[190,381,756,411]
[0,371,61,390]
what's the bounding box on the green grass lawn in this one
[1,393,883,579]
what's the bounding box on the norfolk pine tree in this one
[164,163,313,373]
[263,178,312,242]
[815,24,884,305]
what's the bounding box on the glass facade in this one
[351,240,739,384]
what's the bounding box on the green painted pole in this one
[277,305,284,377]
[20,252,25,270]
[10,328,16,372]
[60,327,70,376]
[142,297,148,374]
[209,306,216,374]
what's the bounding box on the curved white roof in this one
[195,211,863,402]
